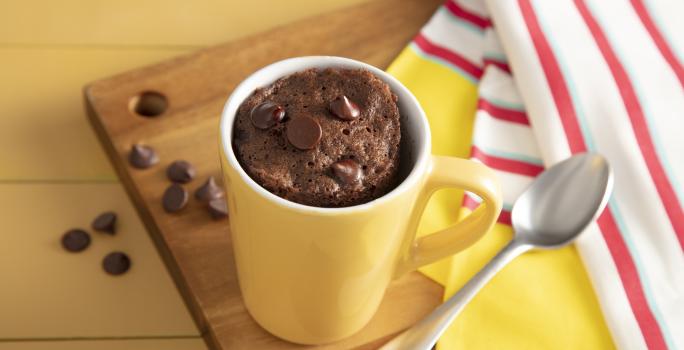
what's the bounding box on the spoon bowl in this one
[512,153,613,248]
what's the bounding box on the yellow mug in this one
[219,56,502,344]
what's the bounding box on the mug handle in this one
[394,155,503,277]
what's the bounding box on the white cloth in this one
[465,0,683,348]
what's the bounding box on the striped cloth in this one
[387,0,684,349]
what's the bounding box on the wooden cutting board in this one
[84,0,444,348]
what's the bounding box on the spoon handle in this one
[380,239,532,350]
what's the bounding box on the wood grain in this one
[84,0,444,348]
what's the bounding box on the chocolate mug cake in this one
[232,68,401,207]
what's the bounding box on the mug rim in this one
[219,56,432,215]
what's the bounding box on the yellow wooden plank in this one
[0,338,206,350]
[0,183,199,338]
[0,0,371,46]
[0,47,187,180]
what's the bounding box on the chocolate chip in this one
[92,211,117,235]
[163,183,188,213]
[102,252,131,275]
[129,143,159,169]
[61,229,91,252]
[208,198,228,220]
[166,160,196,184]
[330,95,360,121]
[251,101,286,129]
[331,159,363,185]
[195,176,225,202]
[286,116,322,150]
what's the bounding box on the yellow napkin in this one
[387,46,615,349]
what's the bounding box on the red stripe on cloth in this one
[498,208,512,225]
[597,209,670,350]
[471,146,544,177]
[516,1,584,150]
[477,99,530,125]
[576,0,684,251]
[519,0,669,348]
[483,58,512,74]
[630,0,684,88]
[413,33,483,80]
[462,193,511,225]
[444,1,492,29]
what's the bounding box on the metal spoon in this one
[381,153,613,350]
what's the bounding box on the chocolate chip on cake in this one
[166,160,196,184]
[329,95,360,121]
[61,229,91,252]
[92,211,117,235]
[232,68,401,207]
[195,176,224,202]
[163,183,188,213]
[102,252,131,275]
[128,143,159,169]
[208,198,228,219]
[331,159,362,185]
[286,116,322,150]
[251,101,286,129]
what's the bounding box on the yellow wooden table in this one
[0,1,370,348]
